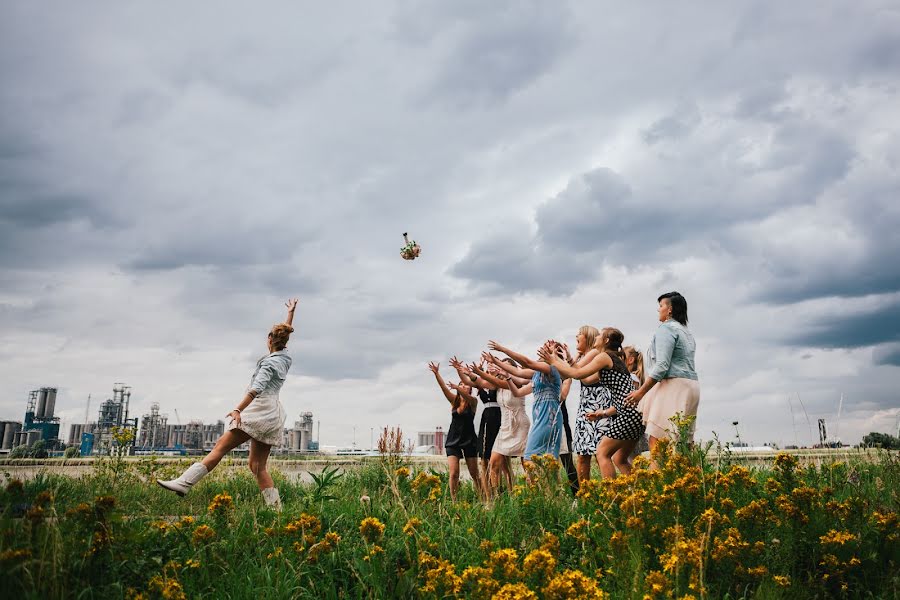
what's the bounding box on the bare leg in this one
[447,456,461,500]
[201,429,251,471]
[612,442,638,476]
[576,454,593,482]
[597,438,633,479]
[488,452,505,496]
[465,456,483,499]
[504,456,514,490]
[249,439,274,490]
[481,458,492,496]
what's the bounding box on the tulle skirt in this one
[638,378,700,441]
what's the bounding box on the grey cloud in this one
[448,225,592,295]
[643,104,702,144]
[874,343,900,367]
[403,1,575,107]
[790,297,900,350]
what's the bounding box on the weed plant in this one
[0,421,897,599]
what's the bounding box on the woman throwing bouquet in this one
[157,299,299,511]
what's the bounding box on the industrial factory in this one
[2,384,320,457]
[0,387,62,453]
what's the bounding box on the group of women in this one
[427,291,700,499]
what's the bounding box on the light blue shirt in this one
[647,320,698,382]
[248,350,292,396]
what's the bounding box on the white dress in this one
[228,350,291,446]
[491,388,529,457]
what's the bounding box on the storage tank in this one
[2,423,20,450]
[0,423,5,448]
[35,388,48,418]
[44,388,57,418]
[300,429,310,451]
[25,430,41,446]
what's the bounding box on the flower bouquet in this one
[400,232,421,261]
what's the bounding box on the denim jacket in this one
[647,320,698,382]
[248,350,292,396]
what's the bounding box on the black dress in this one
[445,402,479,458]
[477,388,501,459]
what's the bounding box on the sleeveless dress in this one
[492,387,528,457]
[523,367,563,459]
[227,350,291,446]
[572,380,611,455]
[603,354,645,440]
[444,403,478,457]
[477,388,501,459]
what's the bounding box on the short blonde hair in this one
[269,323,294,351]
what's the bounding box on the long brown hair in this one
[624,345,645,384]
[595,327,626,364]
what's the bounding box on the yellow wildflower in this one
[523,548,557,580]
[207,491,234,515]
[773,575,791,587]
[460,565,500,599]
[359,516,386,542]
[566,520,589,542]
[542,568,608,599]
[495,582,538,600]
[191,525,215,545]
[819,529,857,546]
[488,548,521,580]
[395,466,410,479]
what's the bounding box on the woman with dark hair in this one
[625,291,700,450]
[544,328,644,478]
[427,361,483,501]
[157,299,299,511]
[450,357,502,494]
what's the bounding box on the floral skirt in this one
[227,392,286,446]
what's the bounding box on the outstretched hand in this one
[624,389,643,406]
[285,298,299,312]
[427,361,440,374]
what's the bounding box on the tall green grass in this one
[1,442,897,599]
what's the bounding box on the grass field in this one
[1,433,898,599]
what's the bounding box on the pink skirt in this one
[638,378,700,441]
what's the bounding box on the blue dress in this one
[523,366,563,459]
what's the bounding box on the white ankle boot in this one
[262,487,282,512]
[157,462,208,496]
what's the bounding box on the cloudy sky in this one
[2,1,898,448]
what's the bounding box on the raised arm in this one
[471,364,509,389]
[540,346,611,380]
[488,340,550,373]
[452,357,496,390]
[560,377,572,402]
[427,362,456,404]
[483,351,534,379]
[284,298,299,327]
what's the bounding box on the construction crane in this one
[84,394,91,424]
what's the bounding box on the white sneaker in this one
[157,462,208,496]
[262,487,282,512]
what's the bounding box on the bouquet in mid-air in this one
[400,232,421,261]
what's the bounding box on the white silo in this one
[2,423,20,450]
[44,388,57,418]
[35,389,48,418]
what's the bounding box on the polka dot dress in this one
[602,354,646,441]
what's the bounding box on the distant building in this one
[416,427,445,455]
[0,422,23,451]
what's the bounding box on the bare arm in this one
[427,362,457,404]
[484,351,534,379]
[625,377,659,406]
[560,378,572,401]
[507,378,533,398]
[284,298,299,326]
[471,364,508,390]
[488,341,551,374]
[540,347,612,380]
